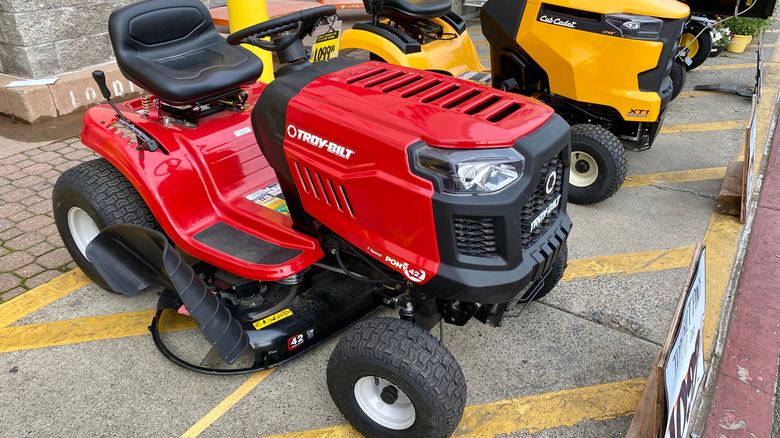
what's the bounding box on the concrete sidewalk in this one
[701,117,780,437]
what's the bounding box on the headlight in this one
[605,14,663,40]
[414,145,524,194]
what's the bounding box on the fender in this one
[340,19,487,78]
[78,85,324,281]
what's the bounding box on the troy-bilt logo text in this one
[539,15,577,29]
[385,255,426,283]
[530,194,561,234]
[287,125,354,159]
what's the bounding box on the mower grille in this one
[520,156,564,249]
[347,66,521,122]
[454,216,498,258]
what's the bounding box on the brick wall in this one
[0,0,223,80]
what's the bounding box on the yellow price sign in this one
[310,21,341,63]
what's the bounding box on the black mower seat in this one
[371,0,451,19]
[108,0,264,105]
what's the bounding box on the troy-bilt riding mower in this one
[51,0,571,436]
[341,0,690,204]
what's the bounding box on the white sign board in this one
[664,247,706,438]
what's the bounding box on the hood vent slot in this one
[346,67,523,122]
[293,161,356,218]
[400,78,442,98]
[465,95,501,115]
[346,67,389,84]
[487,103,521,122]
[421,85,458,103]
[382,75,424,93]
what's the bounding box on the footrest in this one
[194,222,303,265]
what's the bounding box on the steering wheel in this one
[226,5,337,52]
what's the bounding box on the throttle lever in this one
[92,70,160,153]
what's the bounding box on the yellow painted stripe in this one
[701,214,742,355]
[262,378,646,437]
[0,269,90,328]
[562,246,695,282]
[696,63,755,71]
[660,120,744,134]
[0,310,196,353]
[181,370,273,438]
[622,167,727,188]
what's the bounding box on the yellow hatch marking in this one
[562,246,695,282]
[0,269,90,328]
[0,310,196,354]
[660,120,745,134]
[260,378,646,437]
[622,167,727,188]
[180,370,274,438]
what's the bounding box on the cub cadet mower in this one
[341,0,690,204]
[51,0,571,436]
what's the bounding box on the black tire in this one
[680,21,712,71]
[670,58,686,101]
[534,244,568,300]
[568,124,627,205]
[52,158,160,292]
[327,317,467,438]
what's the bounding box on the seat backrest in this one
[364,0,452,20]
[109,0,264,105]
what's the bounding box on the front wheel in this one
[670,58,686,101]
[533,244,568,300]
[568,124,627,205]
[327,317,467,438]
[52,158,160,291]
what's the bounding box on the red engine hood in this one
[291,62,554,150]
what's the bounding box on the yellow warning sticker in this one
[253,308,293,330]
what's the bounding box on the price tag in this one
[310,20,341,63]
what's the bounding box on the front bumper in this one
[413,114,572,304]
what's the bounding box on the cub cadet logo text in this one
[385,255,426,283]
[530,194,561,234]
[539,15,577,29]
[287,125,354,159]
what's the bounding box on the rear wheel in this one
[52,158,160,291]
[568,124,627,205]
[680,21,712,71]
[327,317,466,438]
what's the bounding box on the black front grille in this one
[520,156,564,249]
[454,216,498,258]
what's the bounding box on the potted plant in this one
[723,15,771,53]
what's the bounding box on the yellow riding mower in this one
[341,0,690,204]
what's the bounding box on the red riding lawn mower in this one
[52,0,572,436]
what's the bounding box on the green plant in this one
[723,15,771,38]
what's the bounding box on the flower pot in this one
[709,45,726,57]
[725,34,752,53]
